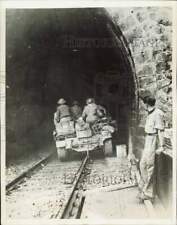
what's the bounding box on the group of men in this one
[54,97,106,128]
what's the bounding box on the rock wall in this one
[108,8,173,209]
[108,7,172,126]
[107,7,173,158]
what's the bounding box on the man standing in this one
[139,95,165,201]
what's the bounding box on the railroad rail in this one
[6,154,87,219]
[6,152,166,219]
[58,155,89,219]
[6,153,54,193]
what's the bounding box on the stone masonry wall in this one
[108,7,172,126]
[107,7,173,208]
[107,7,172,157]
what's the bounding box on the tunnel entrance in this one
[6,8,138,158]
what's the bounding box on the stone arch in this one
[9,8,172,157]
[105,15,140,155]
[106,11,140,123]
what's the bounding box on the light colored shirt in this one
[82,103,98,123]
[145,108,165,134]
[56,104,71,121]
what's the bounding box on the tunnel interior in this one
[6,8,136,159]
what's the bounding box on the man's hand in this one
[128,153,139,165]
[156,146,164,155]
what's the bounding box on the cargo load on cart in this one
[53,115,116,161]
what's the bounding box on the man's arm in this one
[82,107,87,121]
[54,112,58,126]
[155,111,165,154]
[156,129,165,155]
[158,129,164,148]
[55,108,60,123]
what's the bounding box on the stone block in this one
[149,12,156,20]
[141,65,154,75]
[135,54,145,64]
[153,24,165,35]
[156,62,166,73]
[136,11,146,23]
[132,27,143,39]
[125,15,136,30]
[157,79,171,89]
[158,18,172,26]
[139,76,156,87]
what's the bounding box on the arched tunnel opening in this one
[6,8,138,160]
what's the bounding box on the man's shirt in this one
[145,108,165,134]
[56,104,71,120]
[70,105,82,120]
[82,103,98,123]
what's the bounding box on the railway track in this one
[6,153,54,193]
[58,155,89,219]
[6,153,138,219]
[6,152,165,219]
[6,153,88,219]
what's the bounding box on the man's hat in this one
[86,98,95,104]
[57,98,66,105]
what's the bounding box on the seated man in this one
[54,98,74,136]
[55,98,71,123]
[82,98,99,127]
[70,100,82,121]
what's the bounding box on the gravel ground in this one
[6,159,82,219]
[6,155,135,219]
[84,157,137,190]
[6,144,54,185]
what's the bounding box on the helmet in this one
[86,98,95,105]
[57,98,66,105]
[72,100,79,106]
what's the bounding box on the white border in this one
[172,2,177,225]
[0,0,177,8]
[0,1,176,225]
[0,3,6,225]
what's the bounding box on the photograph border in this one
[1,1,176,225]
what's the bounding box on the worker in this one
[138,95,165,202]
[82,98,99,127]
[70,100,82,121]
[54,98,71,124]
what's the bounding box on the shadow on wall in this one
[6,104,54,160]
[155,153,172,214]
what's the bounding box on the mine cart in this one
[53,117,116,161]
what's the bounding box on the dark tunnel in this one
[6,8,138,159]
